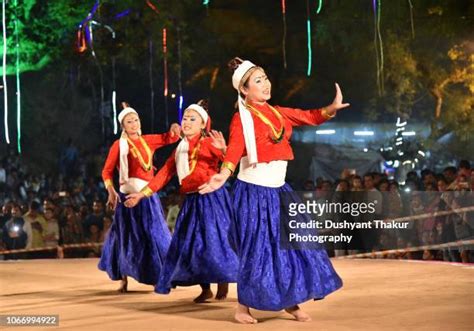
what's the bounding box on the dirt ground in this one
[1,258,473,330]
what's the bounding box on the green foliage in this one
[1,0,90,74]
[2,0,473,168]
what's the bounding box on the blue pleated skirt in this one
[231,179,343,311]
[98,193,171,285]
[155,187,238,294]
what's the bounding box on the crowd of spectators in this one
[1,147,472,263]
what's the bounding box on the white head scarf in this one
[232,60,258,165]
[117,107,140,185]
[175,104,209,184]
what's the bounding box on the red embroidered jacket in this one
[145,134,224,194]
[102,133,179,188]
[221,101,331,173]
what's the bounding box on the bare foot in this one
[234,303,258,324]
[193,289,213,303]
[285,305,312,322]
[215,283,228,300]
[118,277,128,293]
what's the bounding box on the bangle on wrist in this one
[104,179,113,189]
[322,107,336,119]
[140,186,154,198]
[221,161,235,175]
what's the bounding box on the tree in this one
[0,1,90,74]
[428,43,474,139]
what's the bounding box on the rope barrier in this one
[337,239,474,259]
[0,242,104,255]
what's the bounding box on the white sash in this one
[119,177,149,194]
[237,156,287,188]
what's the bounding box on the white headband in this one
[118,107,138,125]
[184,104,208,124]
[232,60,257,91]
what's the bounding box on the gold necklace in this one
[126,136,153,171]
[245,103,285,143]
[188,137,203,175]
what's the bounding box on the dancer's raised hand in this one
[324,83,350,117]
[209,130,227,153]
[169,123,181,137]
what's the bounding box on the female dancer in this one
[199,58,347,323]
[99,103,180,292]
[125,100,238,303]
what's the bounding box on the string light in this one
[146,0,159,14]
[177,26,184,121]
[2,0,9,144]
[316,129,335,135]
[408,0,415,38]
[306,19,312,76]
[316,0,323,14]
[373,0,384,95]
[179,96,184,116]
[163,28,168,98]
[14,0,21,152]
[163,28,169,127]
[306,0,312,76]
[112,91,117,134]
[281,0,287,69]
[354,131,374,136]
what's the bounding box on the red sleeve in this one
[222,112,246,173]
[276,106,328,127]
[147,151,177,193]
[145,132,180,150]
[102,140,119,187]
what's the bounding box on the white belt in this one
[237,156,287,188]
[119,177,149,194]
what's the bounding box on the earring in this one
[201,128,206,137]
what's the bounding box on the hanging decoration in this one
[112,57,117,135]
[76,0,100,53]
[281,0,287,69]
[2,0,9,144]
[149,39,155,132]
[380,117,426,175]
[93,21,118,135]
[14,0,21,152]
[373,0,384,96]
[162,28,168,96]
[203,0,210,16]
[210,67,219,90]
[146,0,159,14]
[177,26,184,122]
[88,20,105,137]
[305,0,312,76]
[114,9,131,20]
[316,0,323,14]
[162,27,169,127]
[408,0,415,39]
[75,1,123,137]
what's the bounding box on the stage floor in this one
[1,258,473,330]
